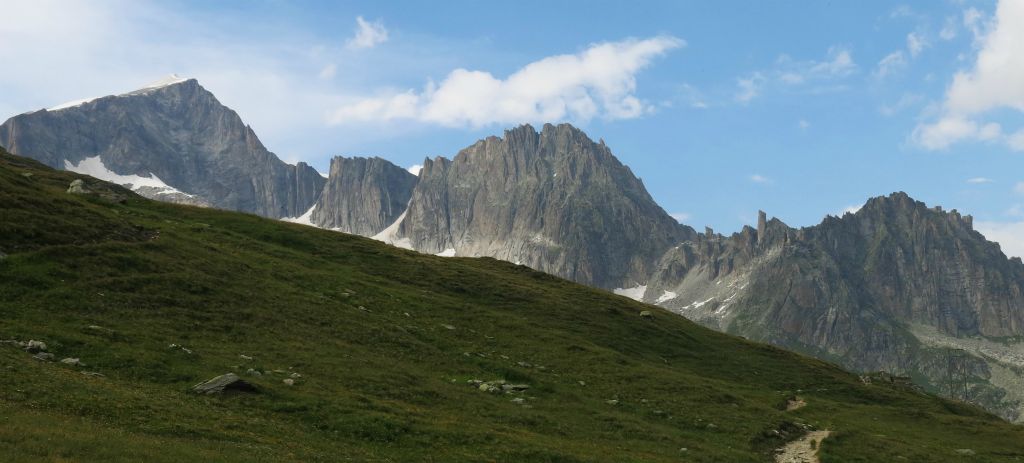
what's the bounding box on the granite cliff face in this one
[0,76,325,218]
[387,123,692,288]
[640,193,1024,421]
[307,156,418,235]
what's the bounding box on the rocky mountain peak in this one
[307,156,418,235]
[396,123,690,288]
[0,77,324,218]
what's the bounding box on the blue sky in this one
[3,0,1024,254]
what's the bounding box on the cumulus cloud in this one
[797,119,810,130]
[976,221,1024,259]
[329,36,684,127]
[750,174,772,184]
[1015,181,1024,195]
[946,6,1024,115]
[407,164,422,176]
[913,1,1024,151]
[913,116,1001,150]
[346,16,388,50]
[966,177,994,184]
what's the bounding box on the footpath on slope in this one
[775,430,830,463]
[775,396,828,463]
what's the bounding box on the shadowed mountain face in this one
[0,77,324,218]
[392,123,693,289]
[307,156,418,235]
[3,79,1024,421]
[642,193,1024,421]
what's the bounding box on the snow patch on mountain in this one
[372,211,414,250]
[656,291,678,303]
[49,97,102,111]
[613,285,647,301]
[64,156,191,197]
[47,74,190,112]
[132,74,189,93]
[683,297,715,310]
[282,204,318,227]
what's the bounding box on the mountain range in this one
[3,76,1023,421]
[5,149,1024,461]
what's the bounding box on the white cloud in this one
[912,116,1001,150]
[734,72,765,103]
[809,47,856,77]
[318,63,337,80]
[907,32,929,57]
[966,177,994,184]
[1008,129,1024,151]
[797,119,810,130]
[976,221,1024,258]
[963,7,989,43]
[676,83,708,109]
[329,35,684,127]
[914,1,1024,151]
[346,16,388,50]
[777,47,856,84]
[947,5,1024,115]
[940,16,958,40]
[750,174,772,184]
[890,5,914,19]
[879,93,923,116]
[874,51,907,79]
[669,212,690,223]
[407,164,422,176]
[735,47,856,103]
[1015,182,1024,195]
[841,204,863,215]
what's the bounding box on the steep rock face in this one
[394,123,692,288]
[643,193,1024,421]
[0,77,325,218]
[308,156,418,235]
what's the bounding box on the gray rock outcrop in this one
[308,156,417,235]
[66,179,88,194]
[642,192,1024,421]
[391,123,692,288]
[192,373,257,394]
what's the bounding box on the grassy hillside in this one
[1,150,1022,462]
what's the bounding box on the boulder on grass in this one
[67,179,89,195]
[192,373,257,395]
